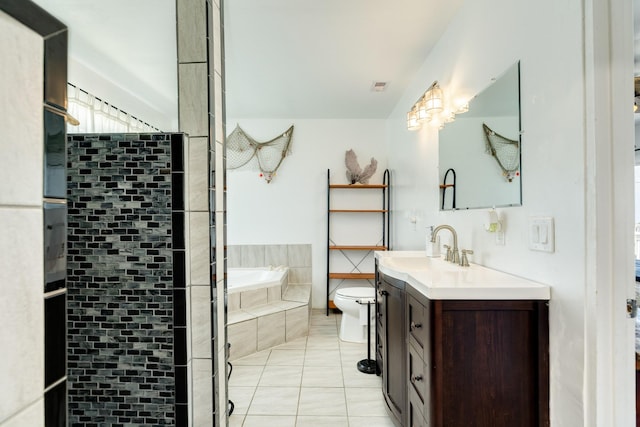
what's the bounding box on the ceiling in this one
[224,0,463,119]
[29,0,463,122]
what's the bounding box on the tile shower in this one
[66,133,187,425]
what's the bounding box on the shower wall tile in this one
[44,381,66,427]
[212,2,222,75]
[0,208,44,422]
[43,31,67,109]
[192,358,214,426]
[67,134,179,426]
[188,137,209,211]
[0,10,42,208]
[44,293,66,388]
[190,211,211,285]
[178,63,208,137]
[265,245,288,267]
[1,399,44,427]
[213,73,224,141]
[257,311,286,351]
[241,245,265,267]
[288,244,312,267]
[177,0,206,63]
[43,110,66,199]
[191,285,213,359]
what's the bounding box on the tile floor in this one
[228,309,395,427]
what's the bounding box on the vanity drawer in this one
[407,294,427,354]
[408,343,427,404]
[408,382,428,427]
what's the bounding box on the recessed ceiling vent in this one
[371,81,388,92]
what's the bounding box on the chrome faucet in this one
[430,224,460,265]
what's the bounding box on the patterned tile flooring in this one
[228,310,394,427]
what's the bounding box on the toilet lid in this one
[335,287,375,299]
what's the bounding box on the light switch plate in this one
[529,216,554,252]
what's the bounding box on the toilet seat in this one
[335,287,374,301]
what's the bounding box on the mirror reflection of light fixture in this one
[406,80,468,131]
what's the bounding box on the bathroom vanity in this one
[375,251,550,427]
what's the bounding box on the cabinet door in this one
[379,274,406,426]
[433,300,549,427]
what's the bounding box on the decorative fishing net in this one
[226,125,294,183]
[482,123,520,182]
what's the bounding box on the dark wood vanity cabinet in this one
[376,271,406,427]
[377,271,550,427]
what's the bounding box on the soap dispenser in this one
[426,226,441,257]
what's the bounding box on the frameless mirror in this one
[438,62,521,210]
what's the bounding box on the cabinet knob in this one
[411,374,423,383]
[378,290,388,296]
[410,321,422,330]
[377,312,383,318]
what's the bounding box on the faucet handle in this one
[443,244,452,262]
[460,249,474,267]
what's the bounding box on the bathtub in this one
[227,267,288,294]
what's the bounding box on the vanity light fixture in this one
[407,81,468,131]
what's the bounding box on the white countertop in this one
[375,251,550,300]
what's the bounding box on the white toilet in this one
[333,287,376,343]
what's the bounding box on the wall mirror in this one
[438,62,521,210]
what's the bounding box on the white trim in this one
[584,0,636,425]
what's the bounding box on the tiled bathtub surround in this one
[227,245,312,360]
[227,244,313,285]
[67,133,186,425]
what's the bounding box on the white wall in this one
[0,10,45,427]
[386,0,633,425]
[226,118,387,308]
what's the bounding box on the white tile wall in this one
[287,244,312,267]
[190,285,212,359]
[265,245,288,266]
[188,137,209,211]
[178,63,208,138]
[191,358,214,426]
[189,211,211,285]
[0,11,45,427]
[0,209,44,422]
[176,0,206,63]
[0,11,43,208]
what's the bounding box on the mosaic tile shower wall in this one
[66,133,187,425]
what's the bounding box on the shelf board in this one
[329,245,387,251]
[329,209,388,213]
[439,184,455,189]
[329,273,375,280]
[328,300,338,310]
[329,184,388,189]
